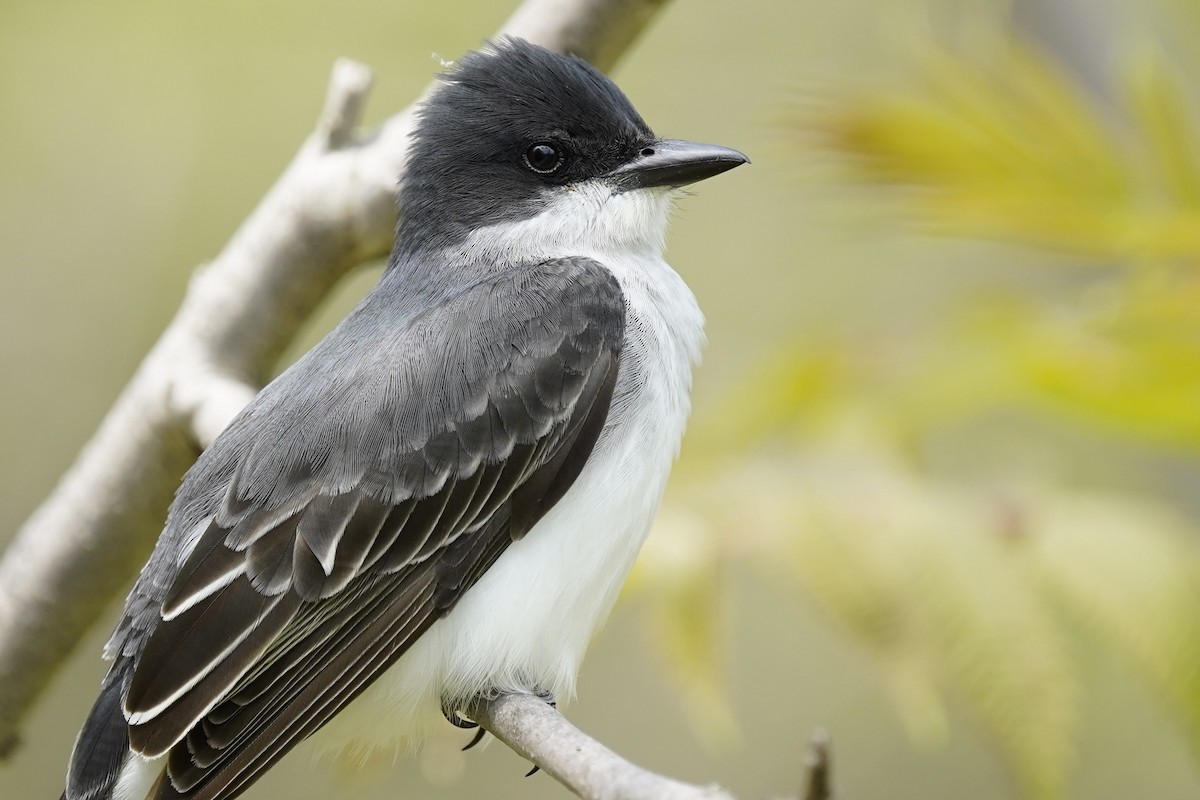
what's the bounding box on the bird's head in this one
[393,37,747,265]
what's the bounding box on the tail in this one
[64,672,130,800]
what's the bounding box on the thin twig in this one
[473,693,739,800]
[802,729,832,800]
[315,58,374,151]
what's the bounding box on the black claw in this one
[462,727,487,751]
[525,765,540,777]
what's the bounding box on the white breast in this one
[313,244,704,758]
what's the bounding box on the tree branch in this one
[0,0,672,758]
[473,693,738,800]
[802,730,832,800]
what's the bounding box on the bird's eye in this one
[523,142,564,174]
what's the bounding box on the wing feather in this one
[296,492,362,575]
[183,519,516,800]
[127,584,303,756]
[328,495,391,576]
[163,575,441,798]
[160,531,243,620]
[359,498,417,569]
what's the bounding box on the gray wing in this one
[72,257,624,800]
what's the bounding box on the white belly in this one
[311,253,704,757]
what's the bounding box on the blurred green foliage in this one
[629,8,1200,800]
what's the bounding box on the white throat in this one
[455,181,674,266]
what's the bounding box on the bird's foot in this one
[445,689,558,763]
[442,703,489,751]
[442,690,499,750]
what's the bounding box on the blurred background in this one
[4,0,1200,797]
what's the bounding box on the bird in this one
[62,36,747,800]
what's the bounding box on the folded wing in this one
[66,257,624,800]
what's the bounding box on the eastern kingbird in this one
[63,37,747,800]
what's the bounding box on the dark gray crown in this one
[393,37,655,258]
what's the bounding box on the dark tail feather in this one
[65,674,131,800]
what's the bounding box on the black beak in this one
[605,139,749,191]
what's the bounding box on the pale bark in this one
[474,693,738,800]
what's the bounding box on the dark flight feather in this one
[65,674,130,800]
